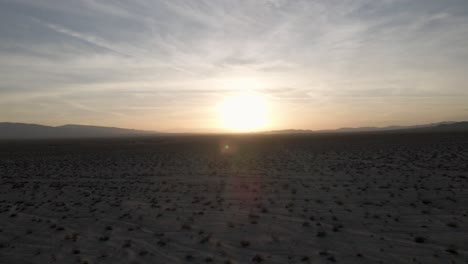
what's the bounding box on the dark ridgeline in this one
[265,121,468,134]
[1,121,468,139]
[0,122,157,139]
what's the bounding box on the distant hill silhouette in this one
[0,123,157,139]
[264,121,468,134]
[329,121,456,133]
[1,121,467,139]
[407,121,468,133]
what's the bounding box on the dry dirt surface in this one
[0,132,467,264]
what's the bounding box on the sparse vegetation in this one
[0,134,466,263]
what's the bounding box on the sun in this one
[217,92,269,132]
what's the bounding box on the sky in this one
[1,0,468,132]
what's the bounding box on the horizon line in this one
[0,120,463,134]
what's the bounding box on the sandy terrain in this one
[0,133,467,263]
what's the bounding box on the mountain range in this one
[265,121,468,134]
[0,121,467,139]
[0,123,156,139]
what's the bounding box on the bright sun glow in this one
[218,92,269,132]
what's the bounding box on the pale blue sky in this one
[1,0,468,131]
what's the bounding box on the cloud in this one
[1,0,468,130]
[44,21,133,57]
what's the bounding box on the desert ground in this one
[0,132,467,264]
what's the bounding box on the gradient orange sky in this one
[1,0,468,132]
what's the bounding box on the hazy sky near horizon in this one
[1,0,468,132]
